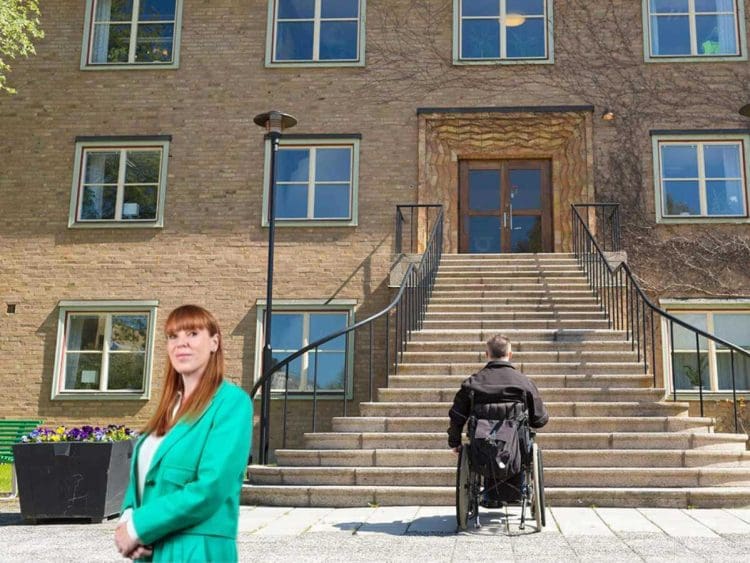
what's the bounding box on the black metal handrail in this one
[396,204,443,254]
[572,204,748,432]
[572,203,621,251]
[251,205,444,463]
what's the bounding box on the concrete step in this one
[248,465,750,488]
[430,288,593,298]
[241,484,750,508]
[395,362,648,376]
[330,416,715,434]
[419,319,612,330]
[427,303,604,313]
[377,387,665,403]
[399,350,639,364]
[358,401,689,418]
[405,340,635,352]
[432,283,592,292]
[424,311,607,321]
[303,432,746,451]
[273,448,750,469]
[428,296,601,305]
[389,374,651,389]
[437,270,585,279]
[410,329,628,342]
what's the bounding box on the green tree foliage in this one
[0,0,44,94]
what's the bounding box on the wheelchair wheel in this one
[456,446,471,530]
[532,442,546,529]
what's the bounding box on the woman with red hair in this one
[114,304,252,562]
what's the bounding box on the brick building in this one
[1,2,750,502]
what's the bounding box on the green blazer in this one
[121,380,252,547]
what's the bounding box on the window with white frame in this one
[256,303,354,394]
[268,0,365,64]
[263,137,359,225]
[52,302,158,398]
[83,0,183,67]
[645,0,744,59]
[655,137,749,220]
[70,138,169,227]
[665,305,750,392]
[456,0,551,62]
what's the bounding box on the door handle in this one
[503,212,507,228]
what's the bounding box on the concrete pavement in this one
[2,501,750,561]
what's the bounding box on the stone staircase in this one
[244,253,750,508]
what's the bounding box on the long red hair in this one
[144,305,225,436]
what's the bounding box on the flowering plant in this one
[20,424,137,443]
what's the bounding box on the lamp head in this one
[601,109,615,121]
[739,104,750,118]
[254,111,298,134]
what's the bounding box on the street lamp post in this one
[254,110,297,465]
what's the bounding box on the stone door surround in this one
[417,106,595,253]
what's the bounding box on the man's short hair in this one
[486,334,512,359]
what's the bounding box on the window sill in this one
[669,391,750,401]
[51,392,149,401]
[656,216,750,225]
[453,58,553,66]
[80,62,180,71]
[68,221,164,229]
[265,60,365,69]
[645,54,747,64]
[268,391,353,401]
[261,219,358,228]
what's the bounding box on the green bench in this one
[0,419,43,495]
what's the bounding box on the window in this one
[644,0,746,60]
[82,0,183,68]
[662,301,750,393]
[255,301,356,395]
[653,134,750,222]
[267,0,366,66]
[454,0,552,63]
[69,137,170,228]
[52,301,158,399]
[262,136,360,226]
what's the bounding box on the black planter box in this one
[13,439,134,523]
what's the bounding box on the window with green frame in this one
[667,308,750,392]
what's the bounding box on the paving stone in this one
[253,507,333,536]
[552,507,614,536]
[595,507,662,533]
[407,506,457,534]
[308,506,377,533]
[237,505,293,533]
[639,508,718,538]
[357,505,420,535]
[684,508,750,535]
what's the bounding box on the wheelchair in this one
[455,402,546,532]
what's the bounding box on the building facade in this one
[1,1,750,457]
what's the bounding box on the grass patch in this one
[0,464,12,493]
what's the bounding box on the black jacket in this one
[447,360,549,448]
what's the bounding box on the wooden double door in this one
[459,160,553,253]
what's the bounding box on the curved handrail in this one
[252,206,443,399]
[572,203,749,432]
[250,263,416,399]
[573,205,749,356]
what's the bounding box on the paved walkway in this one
[2,502,750,561]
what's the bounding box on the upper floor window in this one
[645,0,746,60]
[262,136,360,226]
[663,301,750,393]
[82,0,183,68]
[267,0,366,66]
[455,0,552,63]
[69,137,170,228]
[52,301,158,399]
[653,134,749,222]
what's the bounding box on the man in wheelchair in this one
[448,334,548,510]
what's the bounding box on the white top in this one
[120,394,182,542]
